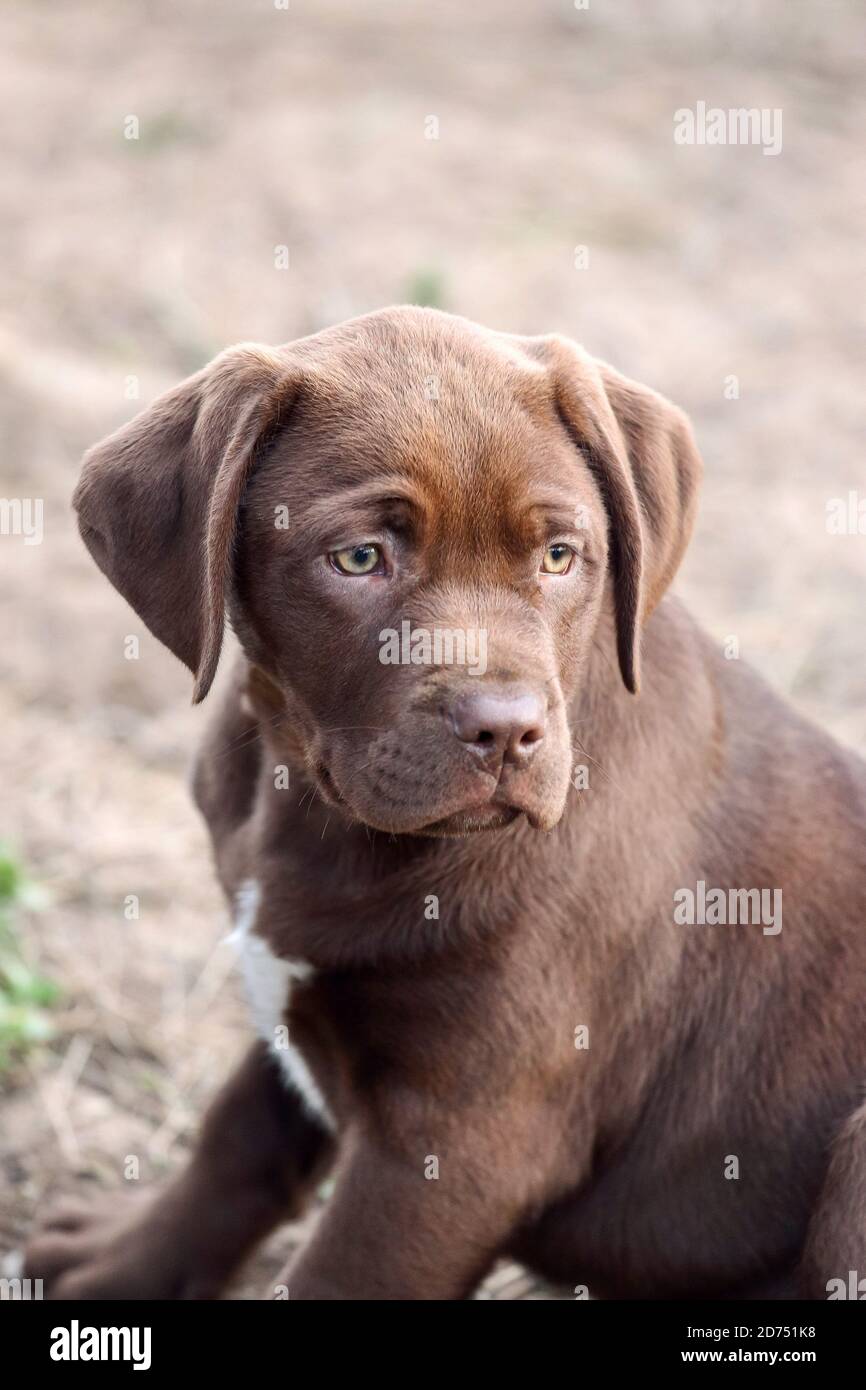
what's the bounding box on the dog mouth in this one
[418,803,523,836]
[314,760,546,837]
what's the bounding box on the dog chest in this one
[228,879,335,1131]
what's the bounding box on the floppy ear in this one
[534,336,702,694]
[73,344,299,703]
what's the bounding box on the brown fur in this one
[26,307,866,1299]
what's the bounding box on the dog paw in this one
[23,1192,219,1300]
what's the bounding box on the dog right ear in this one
[73,345,300,702]
[514,333,702,695]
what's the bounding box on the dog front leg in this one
[800,1098,866,1299]
[283,1132,521,1300]
[25,1041,335,1299]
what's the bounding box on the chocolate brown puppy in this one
[25,307,866,1299]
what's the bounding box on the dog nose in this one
[449,688,546,764]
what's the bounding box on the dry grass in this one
[1,0,863,1298]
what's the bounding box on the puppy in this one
[26,307,866,1299]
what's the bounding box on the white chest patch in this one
[227,879,335,1131]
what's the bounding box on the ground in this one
[0,0,863,1299]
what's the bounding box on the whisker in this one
[571,735,625,797]
[215,707,287,760]
[319,724,389,735]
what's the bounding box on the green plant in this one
[0,848,58,1070]
[404,267,447,310]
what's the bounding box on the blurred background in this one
[1,0,863,1298]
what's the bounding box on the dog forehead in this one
[292,303,534,371]
[266,383,582,548]
[292,306,549,425]
[278,315,579,501]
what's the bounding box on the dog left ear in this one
[73,345,300,703]
[531,336,702,694]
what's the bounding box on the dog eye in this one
[330,543,383,576]
[541,543,574,575]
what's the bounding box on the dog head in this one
[74,307,701,836]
